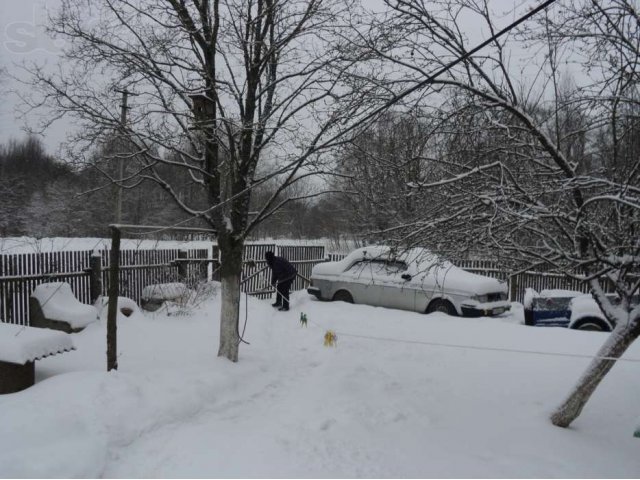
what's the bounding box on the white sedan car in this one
[307,246,510,316]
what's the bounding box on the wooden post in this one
[115,89,128,224]
[211,245,220,281]
[509,273,518,303]
[177,250,188,284]
[198,253,207,283]
[89,253,103,304]
[107,226,120,371]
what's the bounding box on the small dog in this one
[324,330,337,347]
[300,312,308,327]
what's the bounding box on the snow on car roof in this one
[313,245,506,295]
[315,245,440,274]
[338,245,445,267]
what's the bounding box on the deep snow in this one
[1,288,639,478]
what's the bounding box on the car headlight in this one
[471,294,488,303]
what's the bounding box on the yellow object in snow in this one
[324,330,337,347]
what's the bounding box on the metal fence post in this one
[177,250,188,284]
[211,245,220,281]
[509,273,519,303]
[89,253,103,304]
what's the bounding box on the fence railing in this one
[0,244,325,325]
[0,243,612,325]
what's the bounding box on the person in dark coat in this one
[265,251,297,311]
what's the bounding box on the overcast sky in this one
[1,0,551,156]
[0,0,65,153]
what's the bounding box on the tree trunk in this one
[550,319,640,427]
[217,236,243,362]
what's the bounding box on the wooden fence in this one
[0,244,325,325]
[0,244,610,325]
[237,244,325,299]
[0,250,93,326]
[0,248,211,326]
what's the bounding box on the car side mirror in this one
[401,273,412,281]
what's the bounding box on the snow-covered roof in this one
[0,323,75,365]
[538,289,584,298]
[32,283,98,329]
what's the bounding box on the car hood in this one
[569,295,606,321]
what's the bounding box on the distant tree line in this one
[0,136,352,240]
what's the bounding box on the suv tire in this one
[571,317,611,332]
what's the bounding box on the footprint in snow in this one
[319,418,336,431]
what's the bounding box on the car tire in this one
[426,299,457,316]
[333,290,354,303]
[524,309,534,326]
[571,317,611,332]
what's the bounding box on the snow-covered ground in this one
[1,289,639,478]
[0,236,213,254]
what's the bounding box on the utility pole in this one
[115,89,128,223]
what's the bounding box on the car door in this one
[341,259,385,305]
[376,260,415,311]
[413,262,445,312]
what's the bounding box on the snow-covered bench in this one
[0,323,75,394]
[30,282,99,333]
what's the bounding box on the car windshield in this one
[345,259,407,279]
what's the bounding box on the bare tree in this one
[335,111,442,242]
[24,0,376,362]
[351,0,640,427]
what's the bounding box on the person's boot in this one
[278,306,289,311]
[271,302,281,308]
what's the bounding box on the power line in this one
[305,317,640,364]
[114,1,560,239]
[322,0,561,148]
[402,0,560,98]
[334,330,640,363]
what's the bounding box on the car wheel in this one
[426,299,457,316]
[333,290,354,303]
[571,317,611,332]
